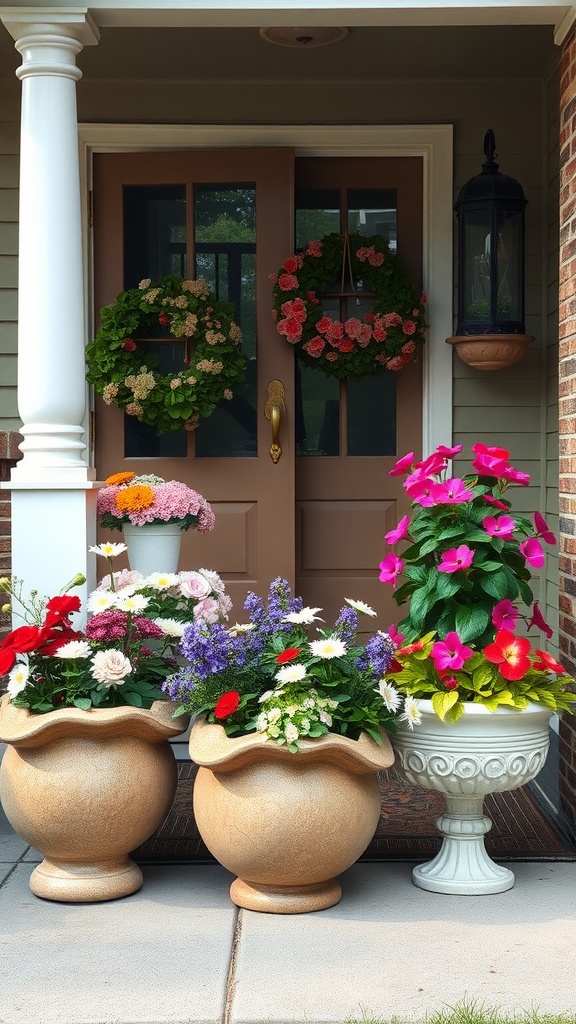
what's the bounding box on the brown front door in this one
[92,150,422,625]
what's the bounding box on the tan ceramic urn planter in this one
[189,717,394,914]
[0,696,188,903]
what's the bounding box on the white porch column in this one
[0,8,100,616]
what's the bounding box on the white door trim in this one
[79,122,454,457]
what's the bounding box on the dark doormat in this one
[132,761,576,864]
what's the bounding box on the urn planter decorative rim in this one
[189,716,394,774]
[413,697,550,719]
[0,694,186,748]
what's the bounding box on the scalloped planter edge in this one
[446,334,534,371]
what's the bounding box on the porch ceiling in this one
[0,23,560,81]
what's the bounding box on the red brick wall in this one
[558,27,576,825]
[0,430,23,639]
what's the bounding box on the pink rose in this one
[179,572,212,600]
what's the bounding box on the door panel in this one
[294,158,422,623]
[93,150,295,612]
[92,151,422,626]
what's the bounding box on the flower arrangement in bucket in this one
[377,442,576,894]
[165,579,405,913]
[0,545,231,903]
[97,472,216,575]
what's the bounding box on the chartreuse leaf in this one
[431,689,459,721]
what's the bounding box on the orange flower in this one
[115,484,155,513]
[105,471,135,487]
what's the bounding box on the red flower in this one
[483,629,531,681]
[45,595,81,625]
[214,691,240,718]
[276,647,300,664]
[441,674,459,691]
[123,338,137,352]
[0,624,50,675]
[283,256,299,274]
[533,650,565,675]
[278,273,298,292]
[158,313,170,326]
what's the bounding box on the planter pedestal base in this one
[30,857,143,903]
[230,877,342,914]
[411,795,514,895]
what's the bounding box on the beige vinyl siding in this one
[0,90,19,431]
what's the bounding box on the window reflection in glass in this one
[194,185,258,458]
[124,185,187,288]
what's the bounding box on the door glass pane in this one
[194,185,258,458]
[123,186,188,457]
[294,185,399,457]
[124,185,187,288]
[347,188,397,251]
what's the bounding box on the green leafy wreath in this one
[271,232,426,380]
[85,275,246,434]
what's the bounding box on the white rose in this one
[91,649,132,687]
[179,572,212,601]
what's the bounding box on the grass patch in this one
[343,1001,576,1024]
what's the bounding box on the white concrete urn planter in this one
[189,717,394,913]
[0,696,188,903]
[391,699,552,895]
[123,522,183,575]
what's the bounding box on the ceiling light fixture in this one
[259,27,349,49]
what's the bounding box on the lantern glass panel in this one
[462,208,492,325]
[495,208,522,325]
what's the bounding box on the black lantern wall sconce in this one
[447,130,534,370]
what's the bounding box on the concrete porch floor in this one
[1,795,576,1024]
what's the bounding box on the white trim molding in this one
[79,122,454,456]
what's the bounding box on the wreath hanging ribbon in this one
[271,232,427,380]
[85,276,246,435]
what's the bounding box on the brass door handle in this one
[265,380,285,463]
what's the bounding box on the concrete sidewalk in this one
[1,796,576,1024]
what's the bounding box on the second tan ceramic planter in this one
[189,717,394,913]
[0,696,188,903]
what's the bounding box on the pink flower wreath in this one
[271,232,427,380]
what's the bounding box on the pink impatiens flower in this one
[436,478,475,505]
[482,515,516,539]
[405,479,446,507]
[502,465,531,487]
[389,452,414,476]
[492,599,519,631]
[437,545,474,573]
[378,553,404,587]
[471,443,510,478]
[431,632,474,672]
[385,515,410,545]
[519,536,545,569]
[528,601,553,640]
[436,444,462,458]
[534,511,557,545]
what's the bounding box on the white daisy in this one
[86,590,119,613]
[345,598,377,617]
[228,622,256,635]
[144,572,180,591]
[116,594,150,613]
[275,664,307,685]
[377,680,402,713]
[57,640,92,660]
[283,607,324,625]
[89,542,128,558]
[7,662,29,698]
[309,636,347,660]
[399,695,422,730]
[154,617,186,638]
